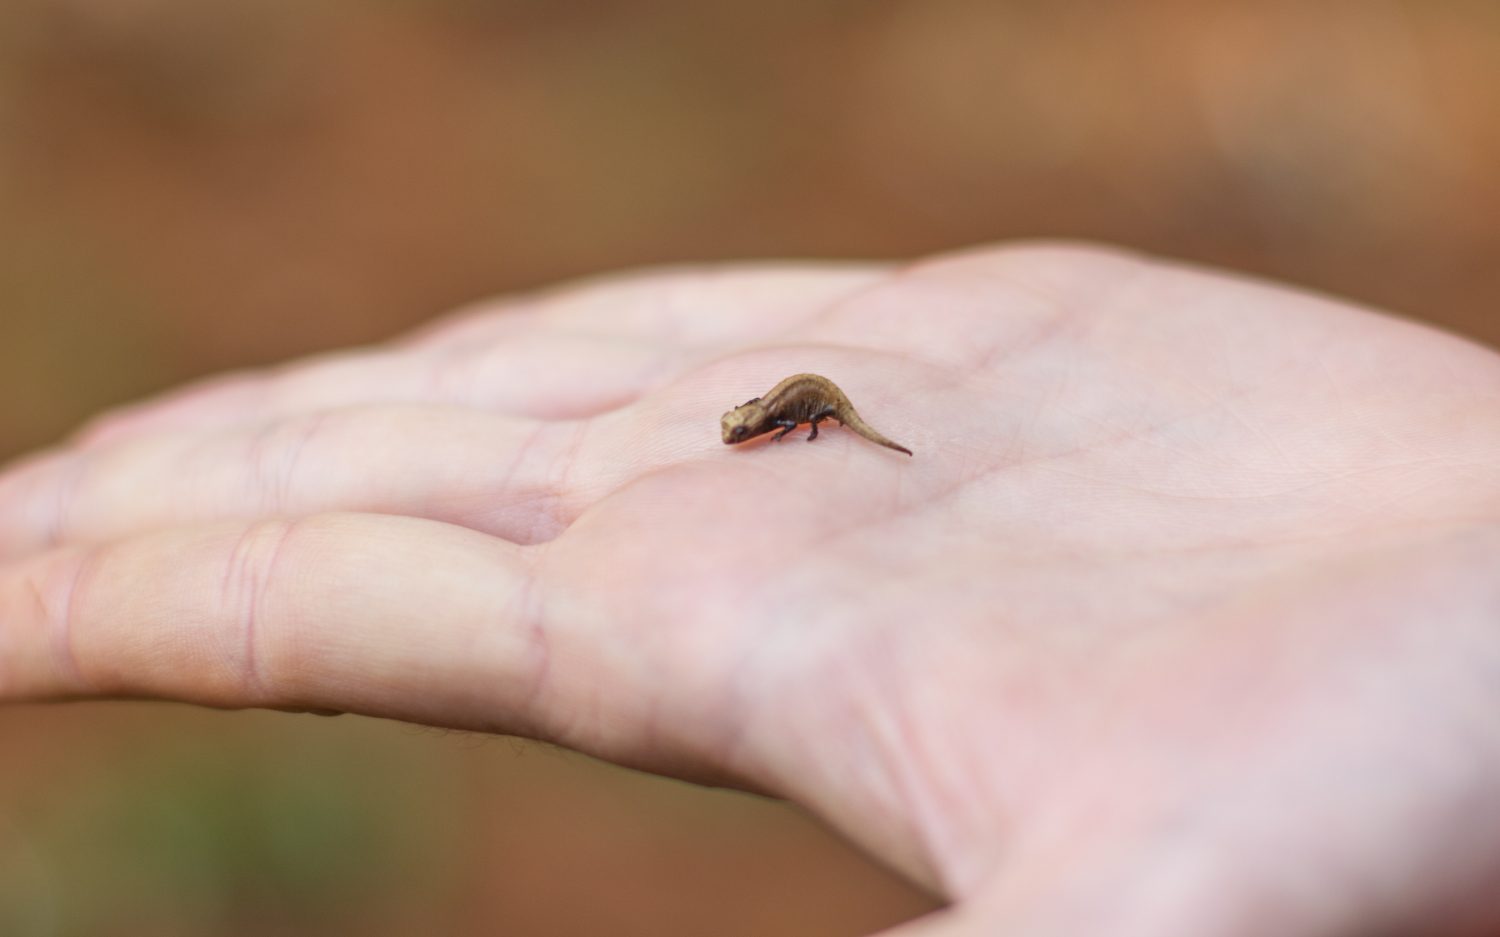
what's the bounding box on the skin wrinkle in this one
[1114,391,1338,476]
[704,615,795,789]
[511,543,553,728]
[1353,473,1486,524]
[48,546,93,693]
[1029,374,1299,472]
[532,426,584,542]
[1216,391,1308,474]
[708,648,761,792]
[736,600,954,896]
[16,574,51,691]
[242,410,331,518]
[1055,518,1473,564]
[480,418,560,546]
[217,518,302,702]
[551,421,592,528]
[961,272,1108,376]
[424,342,480,408]
[1320,462,1486,522]
[1039,458,1456,505]
[852,648,946,890]
[1071,371,1500,514]
[1008,328,1076,471]
[1311,349,1387,454]
[865,626,976,897]
[44,450,87,553]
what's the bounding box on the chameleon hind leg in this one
[807,406,836,441]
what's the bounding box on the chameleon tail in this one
[840,409,913,456]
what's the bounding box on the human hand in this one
[2,244,1499,935]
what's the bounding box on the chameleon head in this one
[720,401,763,445]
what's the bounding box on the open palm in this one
[3,244,1500,935]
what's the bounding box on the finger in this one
[969,832,1338,937]
[74,264,887,451]
[0,405,599,560]
[0,515,535,716]
[72,331,681,450]
[795,243,1149,372]
[0,514,663,764]
[404,262,888,352]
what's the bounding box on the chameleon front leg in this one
[771,419,799,441]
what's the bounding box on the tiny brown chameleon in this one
[720,373,912,456]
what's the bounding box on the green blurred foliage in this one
[0,711,457,937]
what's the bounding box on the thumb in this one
[871,887,1258,937]
[952,836,1352,937]
[867,906,985,937]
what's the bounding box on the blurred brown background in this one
[0,1,1496,935]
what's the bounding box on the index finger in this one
[0,514,694,771]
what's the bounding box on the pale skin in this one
[2,243,1500,935]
